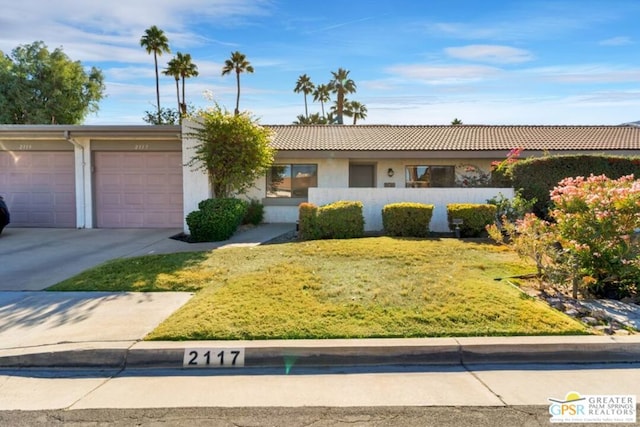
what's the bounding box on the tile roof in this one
[267,125,640,151]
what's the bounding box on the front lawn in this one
[49,237,588,339]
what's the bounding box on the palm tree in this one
[294,74,315,118]
[163,56,181,113]
[140,26,170,122]
[313,84,331,118]
[221,51,254,115]
[343,100,368,125]
[328,68,356,125]
[163,52,198,116]
[451,118,463,125]
[178,53,198,115]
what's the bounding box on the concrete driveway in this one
[0,224,294,291]
[0,227,202,291]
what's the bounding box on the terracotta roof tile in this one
[266,125,640,151]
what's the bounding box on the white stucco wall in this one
[309,187,514,232]
[182,123,211,232]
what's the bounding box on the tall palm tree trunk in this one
[181,76,186,114]
[154,53,161,122]
[174,77,180,113]
[235,71,241,115]
[304,96,308,118]
[337,92,344,125]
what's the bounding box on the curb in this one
[1,336,639,369]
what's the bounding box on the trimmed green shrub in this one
[447,203,497,237]
[508,154,640,217]
[186,198,248,242]
[382,202,434,237]
[317,201,365,239]
[298,202,321,240]
[298,200,364,240]
[242,199,264,225]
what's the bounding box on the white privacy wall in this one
[309,187,515,232]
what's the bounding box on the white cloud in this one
[445,45,534,64]
[385,64,503,85]
[599,36,633,46]
[526,65,640,83]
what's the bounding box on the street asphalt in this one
[0,224,639,371]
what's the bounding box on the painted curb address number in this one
[183,348,245,368]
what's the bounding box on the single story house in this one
[2,124,640,233]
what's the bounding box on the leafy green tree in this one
[294,74,315,118]
[142,107,181,125]
[221,51,254,115]
[328,68,356,125]
[0,41,105,124]
[140,25,171,122]
[313,83,331,117]
[186,105,274,198]
[343,100,367,125]
[164,52,198,116]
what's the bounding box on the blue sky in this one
[2,0,640,125]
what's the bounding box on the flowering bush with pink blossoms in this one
[489,174,640,299]
[550,174,640,297]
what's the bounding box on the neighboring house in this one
[3,124,640,232]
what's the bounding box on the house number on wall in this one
[134,144,150,150]
[18,144,33,150]
[183,348,245,367]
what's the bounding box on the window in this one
[405,165,455,187]
[266,164,317,198]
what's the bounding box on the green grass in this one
[48,237,589,340]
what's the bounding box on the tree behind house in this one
[0,41,105,124]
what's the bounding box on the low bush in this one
[486,191,536,223]
[298,200,364,240]
[242,199,264,225]
[298,202,321,240]
[317,201,365,239]
[186,198,248,242]
[382,202,434,237]
[447,203,497,237]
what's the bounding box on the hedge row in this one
[505,154,640,216]
[299,201,496,240]
[298,200,365,240]
[382,202,434,237]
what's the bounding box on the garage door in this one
[94,152,183,228]
[0,151,76,227]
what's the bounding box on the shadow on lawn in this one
[46,252,210,292]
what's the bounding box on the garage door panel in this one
[124,193,144,206]
[95,152,183,228]
[0,152,76,227]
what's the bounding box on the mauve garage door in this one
[0,151,76,227]
[94,152,183,228]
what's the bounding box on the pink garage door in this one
[94,152,183,228]
[0,151,76,227]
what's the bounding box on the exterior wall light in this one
[387,168,394,177]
